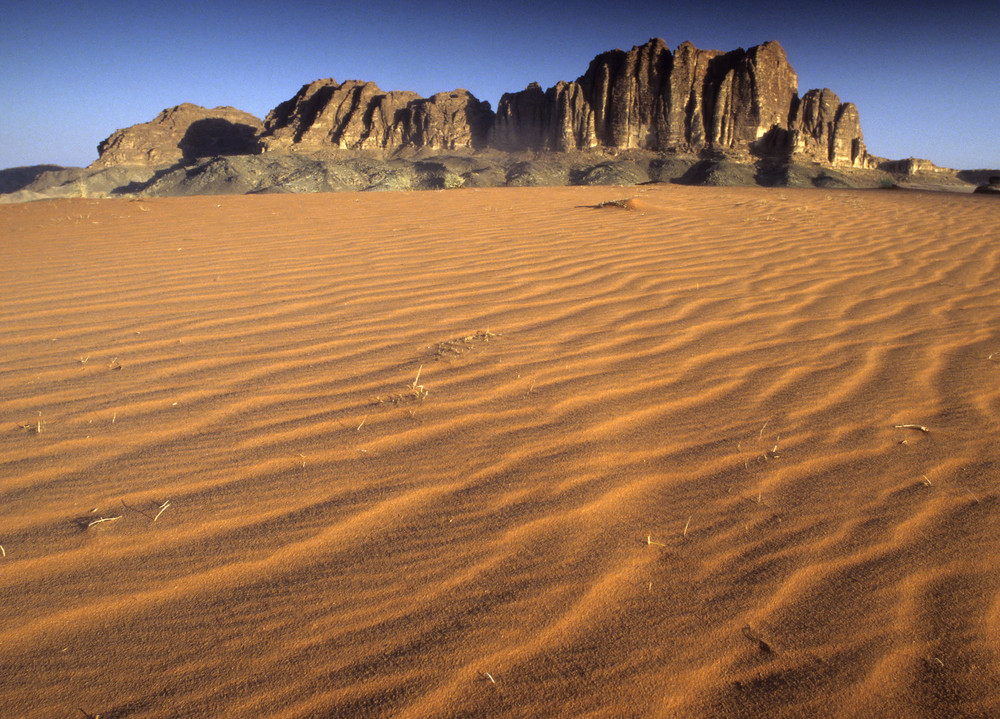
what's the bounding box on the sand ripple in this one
[1,187,999,717]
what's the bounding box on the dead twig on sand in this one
[153,500,171,521]
[741,625,776,655]
[408,364,429,401]
[17,412,43,434]
[121,498,154,520]
[373,366,429,406]
[86,515,122,529]
[120,498,172,522]
[961,487,981,504]
[894,424,929,433]
[646,535,667,547]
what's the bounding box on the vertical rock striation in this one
[789,88,867,167]
[90,39,869,170]
[490,38,868,167]
[259,79,491,154]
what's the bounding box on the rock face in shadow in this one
[259,79,492,154]
[91,104,263,168]
[0,165,65,194]
[973,176,1000,195]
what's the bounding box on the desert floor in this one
[1,185,999,718]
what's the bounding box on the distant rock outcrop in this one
[91,104,263,168]
[787,89,866,166]
[88,39,870,172]
[259,79,492,154]
[878,157,947,175]
[490,39,869,167]
[490,40,800,155]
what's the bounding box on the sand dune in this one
[1,185,999,717]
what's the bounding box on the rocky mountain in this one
[491,40,867,167]
[90,103,263,167]
[12,37,991,202]
[260,80,492,154]
[84,39,868,170]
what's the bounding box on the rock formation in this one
[91,104,262,168]
[973,176,1000,195]
[787,89,867,167]
[259,79,492,154]
[491,39,868,167]
[89,39,870,170]
[877,157,946,175]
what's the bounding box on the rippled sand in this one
[2,186,999,718]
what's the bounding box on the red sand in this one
[1,185,999,717]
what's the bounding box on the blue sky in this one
[3,0,998,170]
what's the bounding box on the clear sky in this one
[3,0,998,170]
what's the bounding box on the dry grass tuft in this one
[373,365,429,406]
[433,329,500,362]
[17,412,43,434]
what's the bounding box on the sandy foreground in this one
[1,185,999,718]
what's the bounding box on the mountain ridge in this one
[89,39,869,169]
[5,39,996,200]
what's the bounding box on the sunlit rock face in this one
[92,39,868,170]
[490,38,868,167]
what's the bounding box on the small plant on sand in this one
[411,365,427,396]
[433,329,500,362]
[18,412,43,434]
[373,365,429,406]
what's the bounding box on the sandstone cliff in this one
[91,104,262,168]
[491,39,868,167]
[259,79,492,154]
[89,39,869,170]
